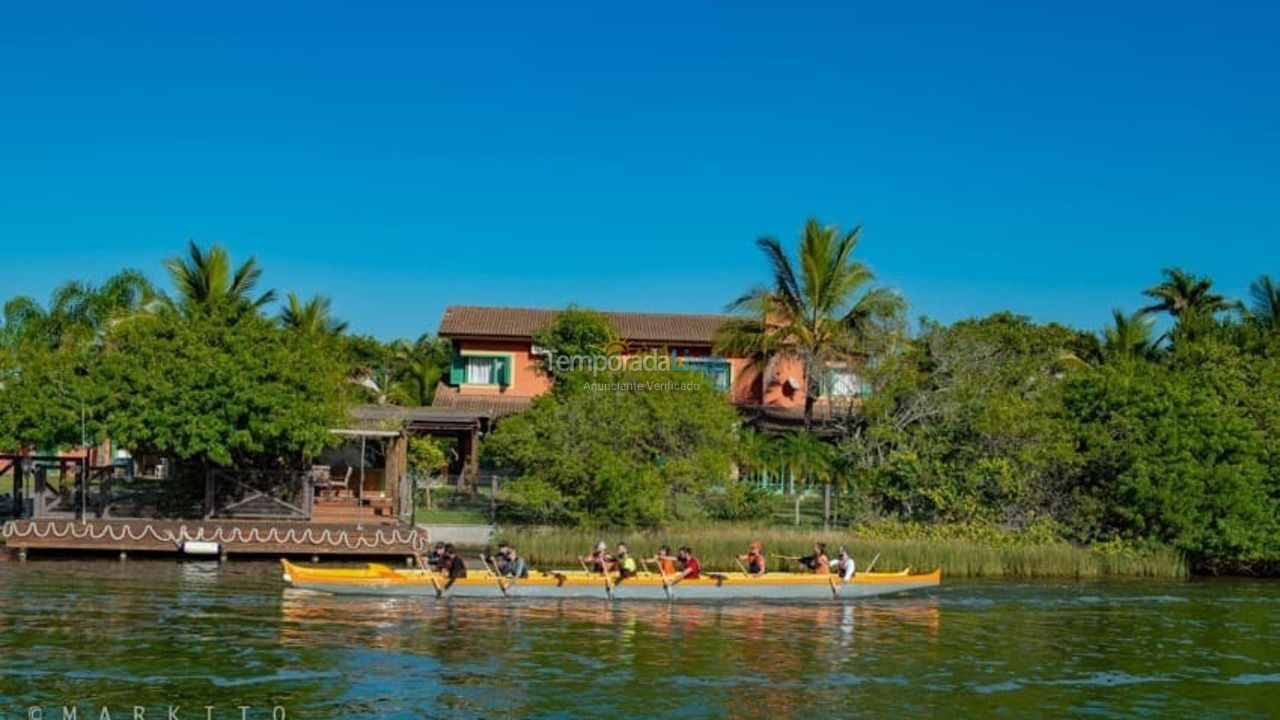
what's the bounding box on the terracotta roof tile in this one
[437,305,732,346]
[431,383,534,418]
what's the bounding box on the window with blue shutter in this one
[452,354,513,386]
[496,356,511,386]
[449,355,467,385]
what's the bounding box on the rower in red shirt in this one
[670,546,702,585]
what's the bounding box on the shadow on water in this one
[2,560,1279,719]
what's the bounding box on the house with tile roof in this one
[431,305,871,431]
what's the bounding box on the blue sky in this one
[2,1,1277,339]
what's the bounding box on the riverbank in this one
[498,526,1188,579]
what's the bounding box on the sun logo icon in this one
[589,327,635,356]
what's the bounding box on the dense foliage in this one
[484,366,740,526]
[97,310,347,467]
[0,243,449,469]
[530,304,616,378]
[838,300,1280,571]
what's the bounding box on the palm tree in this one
[1140,268,1236,320]
[1100,309,1162,362]
[163,240,275,315]
[279,292,349,335]
[735,428,774,475]
[1247,274,1280,332]
[715,218,903,430]
[778,431,836,528]
[733,428,782,493]
[1,270,156,350]
[1,295,49,348]
[390,334,452,406]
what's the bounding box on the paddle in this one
[413,551,444,598]
[599,557,616,600]
[638,557,654,579]
[734,557,751,578]
[478,554,511,597]
[775,555,803,571]
[651,552,672,601]
[579,555,615,599]
[864,552,882,574]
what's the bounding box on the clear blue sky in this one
[2,0,1277,339]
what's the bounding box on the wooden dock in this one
[1,518,429,559]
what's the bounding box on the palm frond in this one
[1248,274,1280,331]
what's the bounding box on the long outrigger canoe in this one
[280,559,941,600]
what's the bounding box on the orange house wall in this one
[451,339,554,397]
[451,339,807,409]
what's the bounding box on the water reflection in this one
[277,591,943,655]
[2,562,1279,719]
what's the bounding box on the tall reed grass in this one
[496,525,1187,579]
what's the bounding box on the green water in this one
[1,559,1277,719]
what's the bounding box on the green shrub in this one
[706,483,773,522]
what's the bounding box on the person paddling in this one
[615,543,638,579]
[647,546,677,576]
[426,541,447,570]
[831,546,856,582]
[669,546,702,586]
[481,542,507,575]
[581,540,613,574]
[737,540,767,575]
[800,542,830,574]
[441,543,467,590]
[500,544,528,579]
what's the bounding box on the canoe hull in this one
[280,560,940,601]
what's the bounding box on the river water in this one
[1,559,1277,719]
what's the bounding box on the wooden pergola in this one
[335,405,492,516]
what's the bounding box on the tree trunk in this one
[794,492,802,526]
[822,482,831,531]
[802,356,816,430]
[489,475,498,523]
[798,351,819,427]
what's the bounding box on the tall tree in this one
[1140,268,1236,321]
[390,334,451,406]
[97,309,345,468]
[1247,274,1280,332]
[1100,309,1162,362]
[163,240,275,316]
[1,270,155,350]
[715,218,902,429]
[279,292,349,335]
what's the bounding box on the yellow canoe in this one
[280,559,940,600]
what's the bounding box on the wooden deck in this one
[1,518,428,558]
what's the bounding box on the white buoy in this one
[181,540,222,556]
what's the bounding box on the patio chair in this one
[328,467,352,498]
